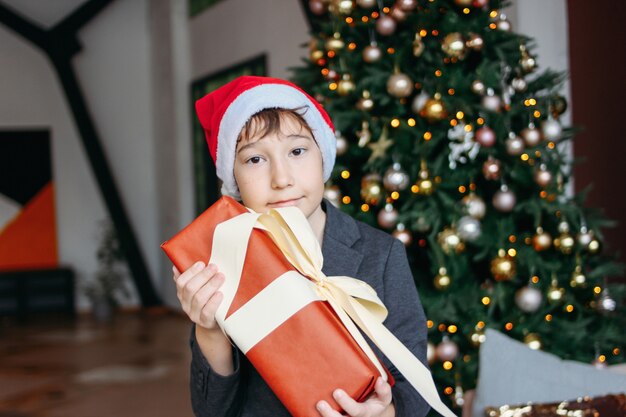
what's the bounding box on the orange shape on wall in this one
[0,182,58,270]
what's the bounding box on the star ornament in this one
[367,127,393,162]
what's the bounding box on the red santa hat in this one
[195,75,336,198]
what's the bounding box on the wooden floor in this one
[0,310,194,417]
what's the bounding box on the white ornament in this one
[541,118,563,141]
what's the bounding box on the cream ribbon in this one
[209,207,457,417]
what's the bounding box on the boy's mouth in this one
[268,197,302,208]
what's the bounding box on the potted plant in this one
[85,219,131,321]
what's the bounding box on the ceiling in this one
[1,0,90,28]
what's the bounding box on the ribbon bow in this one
[210,207,457,417]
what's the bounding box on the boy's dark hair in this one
[237,107,314,144]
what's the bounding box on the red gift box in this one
[161,196,393,417]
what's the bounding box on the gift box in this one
[161,196,393,417]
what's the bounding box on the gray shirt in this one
[189,200,430,417]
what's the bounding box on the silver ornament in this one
[383,162,410,191]
[457,216,481,242]
[511,77,527,92]
[411,92,430,114]
[505,132,525,156]
[462,193,486,219]
[471,80,486,95]
[309,0,326,15]
[534,164,553,187]
[521,123,542,147]
[515,286,543,313]
[376,15,397,36]
[476,125,496,147]
[387,73,414,98]
[597,289,617,313]
[427,342,436,364]
[577,227,594,247]
[397,0,417,11]
[377,203,399,228]
[436,337,459,361]
[363,44,383,63]
[482,88,502,112]
[390,5,407,21]
[496,13,512,31]
[324,185,342,207]
[493,185,516,212]
[392,223,412,246]
[335,131,348,155]
[356,0,376,8]
[541,118,563,141]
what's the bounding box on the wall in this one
[0,0,157,309]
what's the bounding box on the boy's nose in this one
[270,160,294,189]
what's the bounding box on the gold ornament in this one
[588,238,601,254]
[367,127,393,162]
[547,275,565,303]
[470,329,486,347]
[310,49,324,62]
[550,95,568,116]
[442,33,467,59]
[357,120,372,147]
[519,44,536,73]
[325,32,345,51]
[434,267,452,290]
[570,264,587,288]
[413,33,425,57]
[523,333,542,350]
[387,72,414,98]
[356,90,374,111]
[420,93,448,123]
[553,221,575,255]
[438,227,465,255]
[532,227,552,251]
[330,0,354,15]
[360,173,382,205]
[335,131,348,155]
[427,342,436,365]
[490,249,516,281]
[337,74,356,96]
[415,160,434,195]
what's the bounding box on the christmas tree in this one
[292,0,625,409]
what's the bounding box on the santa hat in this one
[195,75,336,198]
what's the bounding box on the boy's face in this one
[233,114,325,220]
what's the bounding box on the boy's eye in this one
[246,156,262,164]
[291,147,306,157]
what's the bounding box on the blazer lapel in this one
[320,200,364,278]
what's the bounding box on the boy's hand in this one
[173,262,225,331]
[316,377,395,417]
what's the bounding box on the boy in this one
[173,76,430,417]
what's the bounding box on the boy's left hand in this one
[316,377,395,417]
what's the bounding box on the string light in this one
[361,16,369,22]
[444,387,454,395]
[464,124,473,132]
[476,321,485,329]
[482,297,491,305]
[327,51,336,58]
[423,132,432,140]
[448,325,458,333]
[477,117,485,125]
[419,29,428,37]
[505,322,513,331]
[594,286,602,294]
[534,110,541,118]
[521,153,530,161]
[566,304,574,313]
[348,42,357,50]
[345,17,353,24]
[545,314,552,321]
[438,324,447,332]
[435,69,443,77]
[391,118,401,128]
[408,118,416,127]
[532,275,540,284]
[329,82,338,90]
[427,320,434,329]
[443,361,453,370]
[450,119,458,127]
[342,196,351,204]
[463,7,470,14]
[458,185,466,193]
[614,348,620,355]
[341,170,350,179]
[391,191,400,200]
[508,235,516,243]
[456,111,464,119]
[361,203,370,212]
[387,47,395,54]
[448,88,455,95]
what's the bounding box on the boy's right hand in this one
[173,262,225,331]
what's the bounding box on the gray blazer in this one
[189,200,430,417]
